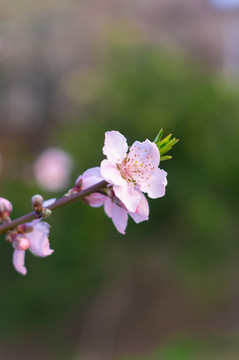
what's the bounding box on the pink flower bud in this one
[13,236,30,251]
[0,197,13,221]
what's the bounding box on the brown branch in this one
[0,180,108,234]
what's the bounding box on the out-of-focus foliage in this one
[0,41,239,358]
[119,337,239,359]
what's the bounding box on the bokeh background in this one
[0,1,239,359]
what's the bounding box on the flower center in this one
[117,148,155,188]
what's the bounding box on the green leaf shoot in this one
[154,129,179,161]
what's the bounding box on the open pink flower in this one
[76,167,149,234]
[12,219,54,275]
[100,131,167,212]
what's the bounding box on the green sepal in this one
[154,129,178,160]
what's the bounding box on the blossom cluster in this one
[0,130,173,275]
[0,197,54,275]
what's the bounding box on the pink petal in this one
[81,167,104,190]
[128,140,160,169]
[30,220,50,236]
[27,231,54,257]
[43,198,56,208]
[75,174,82,187]
[141,168,167,198]
[103,131,128,163]
[83,167,102,178]
[104,197,113,218]
[129,192,149,223]
[111,203,128,235]
[13,249,27,275]
[113,183,141,213]
[86,193,106,207]
[100,159,125,186]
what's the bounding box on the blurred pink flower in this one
[76,167,149,234]
[100,131,167,212]
[34,148,73,192]
[12,219,53,275]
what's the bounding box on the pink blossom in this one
[34,148,73,192]
[76,167,149,234]
[100,131,167,212]
[12,219,53,275]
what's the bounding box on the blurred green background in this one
[0,1,239,359]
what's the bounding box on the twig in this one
[0,180,108,234]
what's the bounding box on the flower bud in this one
[13,236,30,251]
[41,208,52,218]
[65,176,82,196]
[32,194,43,207]
[32,194,44,215]
[0,197,13,222]
[24,224,34,233]
[75,176,82,190]
[17,224,33,234]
